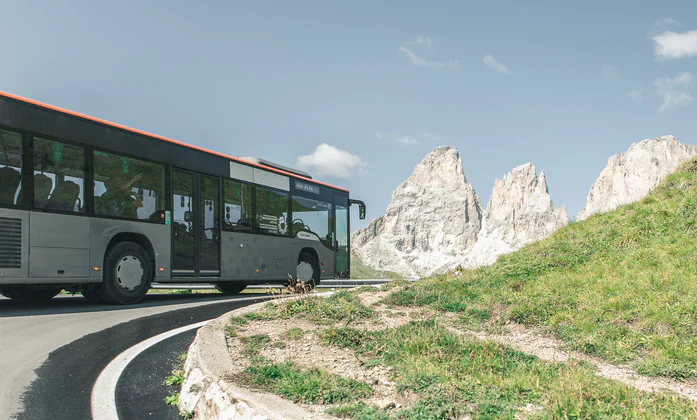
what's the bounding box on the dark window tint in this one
[291,195,333,250]
[93,150,166,222]
[255,186,289,236]
[172,171,195,273]
[33,138,84,213]
[0,129,23,207]
[223,179,253,232]
[335,201,349,276]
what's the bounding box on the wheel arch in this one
[104,232,156,277]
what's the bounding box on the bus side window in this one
[223,179,253,232]
[0,129,23,207]
[32,137,85,213]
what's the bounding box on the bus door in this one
[172,169,220,278]
[334,192,349,278]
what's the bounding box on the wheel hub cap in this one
[296,261,314,283]
[116,256,144,291]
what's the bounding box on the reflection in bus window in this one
[255,186,289,236]
[0,129,23,207]
[33,138,84,213]
[223,179,253,232]
[291,195,333,250]
[93,150,165,223]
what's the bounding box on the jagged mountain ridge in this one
[352,147,567,277]
[353,135,697,278]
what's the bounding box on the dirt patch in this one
[450,322,697,402]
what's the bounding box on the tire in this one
[214,282,247,295]
[0,286,61,302]
[296,252,320,288]
[93,241,152,305]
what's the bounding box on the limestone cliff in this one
[462,163,568,267]
[351,146,482,277]
[577,135,697,220]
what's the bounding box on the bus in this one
[0,91,366,305]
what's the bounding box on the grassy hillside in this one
[350,252,402,280]
[386,158,697,379]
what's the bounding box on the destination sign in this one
[295,181,320,194]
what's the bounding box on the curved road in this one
[0,293,271,419]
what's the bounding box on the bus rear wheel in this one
[0,286,61,302]
[296,252,320,288]
[94,241,152,305]
[215,282,247,295]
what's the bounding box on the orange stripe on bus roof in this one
[0,90,348,192]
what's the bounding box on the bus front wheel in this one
[296,252,320,288]
[95,241,152,305]
[0,286,61,302]
[215,282,247,295]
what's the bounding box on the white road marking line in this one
[90,294,274,420]
[90,320,209,420]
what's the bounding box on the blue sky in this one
[2,1,697,231]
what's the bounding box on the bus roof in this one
[0,90,348,192]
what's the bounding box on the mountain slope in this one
[387,157,697,379]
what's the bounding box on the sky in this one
[2,1,697,232]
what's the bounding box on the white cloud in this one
[652,30,697,59]
[601,65,620,80]
[482,54,510,73]
[654,72,693,111]
[628,87,646,102]
[419,132,442,142]
[396,136,420,145]
[398,47,458,70]
[296,144,366,179]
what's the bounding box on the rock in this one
[352,147,567,276]
[577,135,697,220]
[352,146,483,277]
[461,163,568,267]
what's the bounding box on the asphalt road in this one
[0,293,271,419]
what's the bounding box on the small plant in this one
[285,274,313,295]
[286,327,305,340]
[240,334,271,356]
[165,393,179,407]
[224,325,237,337]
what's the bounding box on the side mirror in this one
[349,199,367,220]
[184,211,193,223]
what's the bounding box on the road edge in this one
[179,296,331,420]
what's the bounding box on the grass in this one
[240,334,271,356]
[318,320,697,419]
[383,158,697,380]
[244,357,372,405]
[163,352,193,419]
[286,327,305,340]
[235,290,374,325]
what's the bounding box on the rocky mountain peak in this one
[352,146,482,277]
[461,163,568,268]
[577,135,697,220]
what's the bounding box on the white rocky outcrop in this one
[351,146,482,277]
[577,135,697,220]
[462,163,568,267]
[352,147,568,277]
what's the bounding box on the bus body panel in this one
[220,232,336,282]
[88,218,171,280]
[29,212,90,280]
[0,208,29,282]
